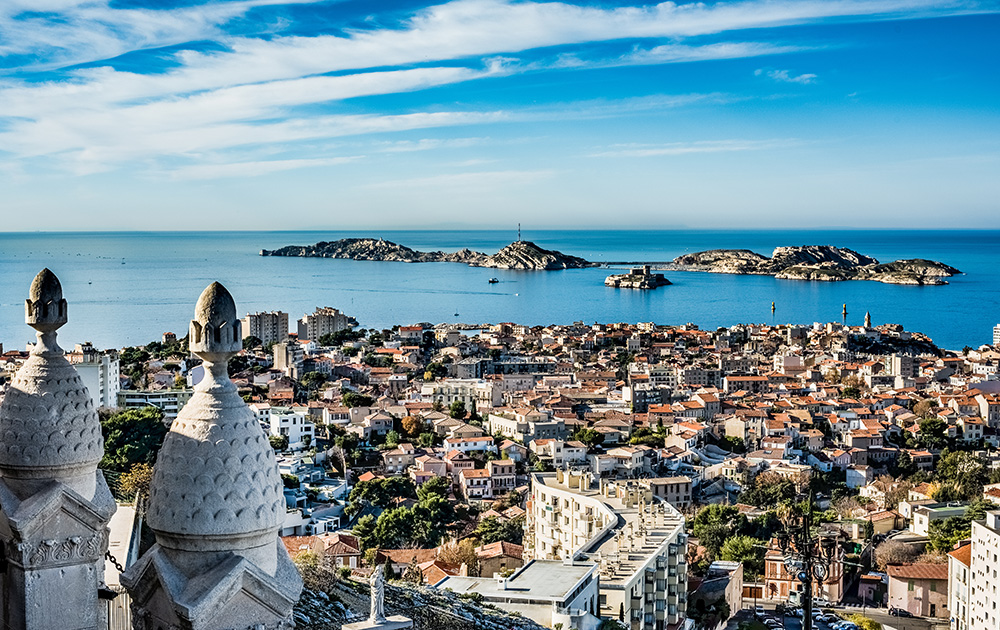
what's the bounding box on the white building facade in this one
[67,342,120,409]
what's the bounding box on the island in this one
[667,245,959,285]
[605,265,672,289]
[260,238,593,270]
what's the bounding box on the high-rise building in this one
[526,470,688,630]
[66,342,121,409]
[242,310,289,344]
[297,306,350,341]
[994,323,1000,347]
[968,510,1000,629]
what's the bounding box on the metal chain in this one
[106,550,125,574]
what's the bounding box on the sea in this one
[0,229,997,352]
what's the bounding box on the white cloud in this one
[167,155,363,180]
[588,139,800,158]
[0,0,989,178]
[755,68,818,84]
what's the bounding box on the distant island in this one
[261,240,958,284]
[260,238,592,270]
[667,245,960,285]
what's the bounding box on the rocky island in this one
[668,245,959,285]
[260,238,593,270]
[605,265,672,289]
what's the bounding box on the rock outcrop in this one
[478,240,591,270]
[261,238,592,270]
[670,245,959,285]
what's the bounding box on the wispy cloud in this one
[588,139,800,158]
[168,156,363,180]
[0,0,992,179]
[755,68,818,84]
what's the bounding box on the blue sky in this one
[0,0,998,230]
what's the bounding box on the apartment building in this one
[242,311,289,344]
[66,342,120,409]
[526,470,687,630]
[117,388,193,421]
[489,408,567,443]
[297,306,350,341]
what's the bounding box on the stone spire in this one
[123,281,301,630]
[0,269,116,630]
[864,311,872,328]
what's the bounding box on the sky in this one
[0,0,998,230]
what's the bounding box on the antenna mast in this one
[518,223,521,242]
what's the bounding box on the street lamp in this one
[776,497,840,630]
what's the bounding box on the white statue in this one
[370,566,387,623]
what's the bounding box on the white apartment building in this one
[297,307,350,341]
[969,510,1000,630]
[242,311,288,344]
[268,406,315,450]
[117,389,193,421]
[420,378,502,410]
[66,342,120,409]
[527,470,687,630]
[994,324,1000,347]
[489,408,566,443]
[949,543,971,630]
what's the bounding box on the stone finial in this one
[126,281,300,630]
[0,269,104,482]
[189,281,242,357]
[25,268,68,354]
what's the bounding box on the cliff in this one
[670,245,959,285]
[260,238,592,270]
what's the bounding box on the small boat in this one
[454,313,460,317]
[488,278,499,284]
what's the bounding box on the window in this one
[908,580,914,591]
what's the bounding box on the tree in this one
[299,371,328,392]
[692,505,745,557]
[738,472,796,508]
[418,432,436,448]
[242,335,262,351]
[874,539,919,569]
[99,407,169,472]
[119,462,154,504]
[573,427,605,448]
[918,417,948,449]
[417,476,452,502]
[384,430,400,449]
[437,539,479,575]
[449,401,467,419]
[913,399,936,418]
[719,535,765,580]
[353,514,377,551]
[475,516,525,545]
[401,415,425,437]
[269,434,288,451]
[281,474,300,489]
[342,391,374,408]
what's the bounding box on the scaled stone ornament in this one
[123,281,302,630]
[0,269,116,630]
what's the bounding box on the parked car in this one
[788,608,804,618]
[889,607,914,617]
[755,606,766,619]
[814,597,831,607]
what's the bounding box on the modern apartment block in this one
[526,470,688,630]
[297,306,350,341]
[994,324,1000,347]
[117,388,193,421]
[968,511,1000,630]
[66,342,120,409]
[242,310,289,344]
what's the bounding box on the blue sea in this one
[0,230,997,351]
